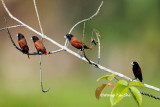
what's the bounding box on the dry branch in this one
[33,0,49,92]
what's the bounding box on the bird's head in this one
[65,34,73,41]
[131,61,139,66]
[31,36,39,42]
[17,33,24,41]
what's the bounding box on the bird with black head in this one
[131,61,144,83]
[31,36,50,56]
[17,33,30,59]
[65,34,91,50]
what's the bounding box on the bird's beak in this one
[31,37,33,40]
[64,35,66,38]
[16,34,18,36]
[131,62,134,65]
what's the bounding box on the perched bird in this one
[131,61,144,83]
[31,36,50,56]
[17,33,30,59]
[65,34,91,50]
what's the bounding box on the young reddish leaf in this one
[107,83,114,87]
[110,84,128,106]
[129,86,142,106]
[95,84,107,100]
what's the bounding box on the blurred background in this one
[0,0,160,106]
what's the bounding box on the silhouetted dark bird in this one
[31,36,50,56]
[131,61,144,83]
[17,33,30,59]
[65,34,91,50]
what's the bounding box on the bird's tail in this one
[84,45,92,50]
[27,53,30,59]
[45,51,50,56]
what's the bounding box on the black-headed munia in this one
[131,61,144,83]
[31,36,50,56]
[17,33,30,59]
[65,34,91,50]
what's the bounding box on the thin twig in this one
[1,0,160,93]
[83,49,99,68]
[81,23,98,67]
[140,91,160,100]
[29,49,65,55]
[94,30,101,64]
[81,22,85,56]
[4,18,22,52]
[82,22,85,45]
[64,1,104,47]
[39,55,49,93]
[33,0,45,40]
[69,1,103,34]
[33,0,49,92]
[0,25,25,31]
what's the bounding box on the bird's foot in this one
[131,78,137,81]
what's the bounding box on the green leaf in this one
[117,80,128,86]
[97,74,117,81]
[129,81,145,87]
[110,84,128,106]
[129,86,142,106]
[95,84,107,100]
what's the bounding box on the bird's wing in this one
[19,38,29,50]
[71,37,83,47]
[137,68,143,78]
[35,40,46,51]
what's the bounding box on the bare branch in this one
[39,55,50,93]
[33,0,50,92]
[1,0,160,93]
[33,0,45,40]
[64,1,104,47]
[0,25,25,31]
[29,49,64,55]
[83,49,99,68]
[82,22,85,44]
[69,1,103,34]
[140,91,160,100]
[81,23,98,67]
[4,18,22,52]
[94,30,101,64]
